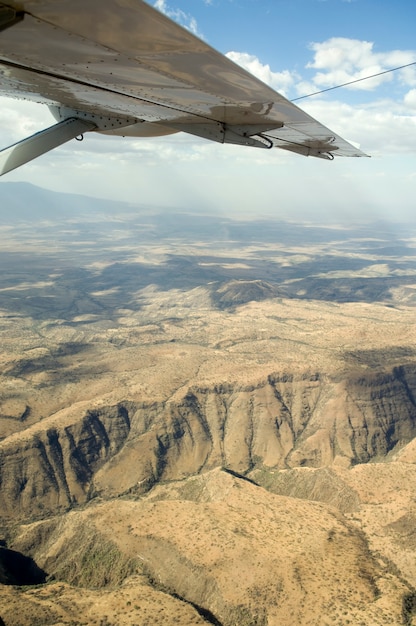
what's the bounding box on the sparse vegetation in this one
[402,592,416,625]
[48,525,139,588]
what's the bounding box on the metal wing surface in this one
[0,0,367,174]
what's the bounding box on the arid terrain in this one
[0,181,416,625]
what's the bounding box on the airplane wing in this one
[0,0,367,175]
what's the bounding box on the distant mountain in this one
[0,182,222,224]
[0,181,135,223]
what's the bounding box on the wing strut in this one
[0,5,24,33]
[0,118,96,176]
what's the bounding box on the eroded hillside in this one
[1,364,416,522]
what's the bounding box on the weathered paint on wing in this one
[0,0,367,173]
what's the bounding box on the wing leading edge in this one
[0,0,367,174]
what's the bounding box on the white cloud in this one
[306,38,416,92]
[222,45,416,157]
[0,98,54,144]
[301,97,416,156]
[225,51,297,96]
[404,89,416,109]
[153,0,203,37]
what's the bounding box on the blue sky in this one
[160,0,415,76]
[0,0,415,221]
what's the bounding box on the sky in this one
[0,0,416,222]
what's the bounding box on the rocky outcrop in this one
[0,403,132,520]
[212,279,279,309]
[1,366,415,521]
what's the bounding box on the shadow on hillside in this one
[0,212,415,318]
[0,546,47,586]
